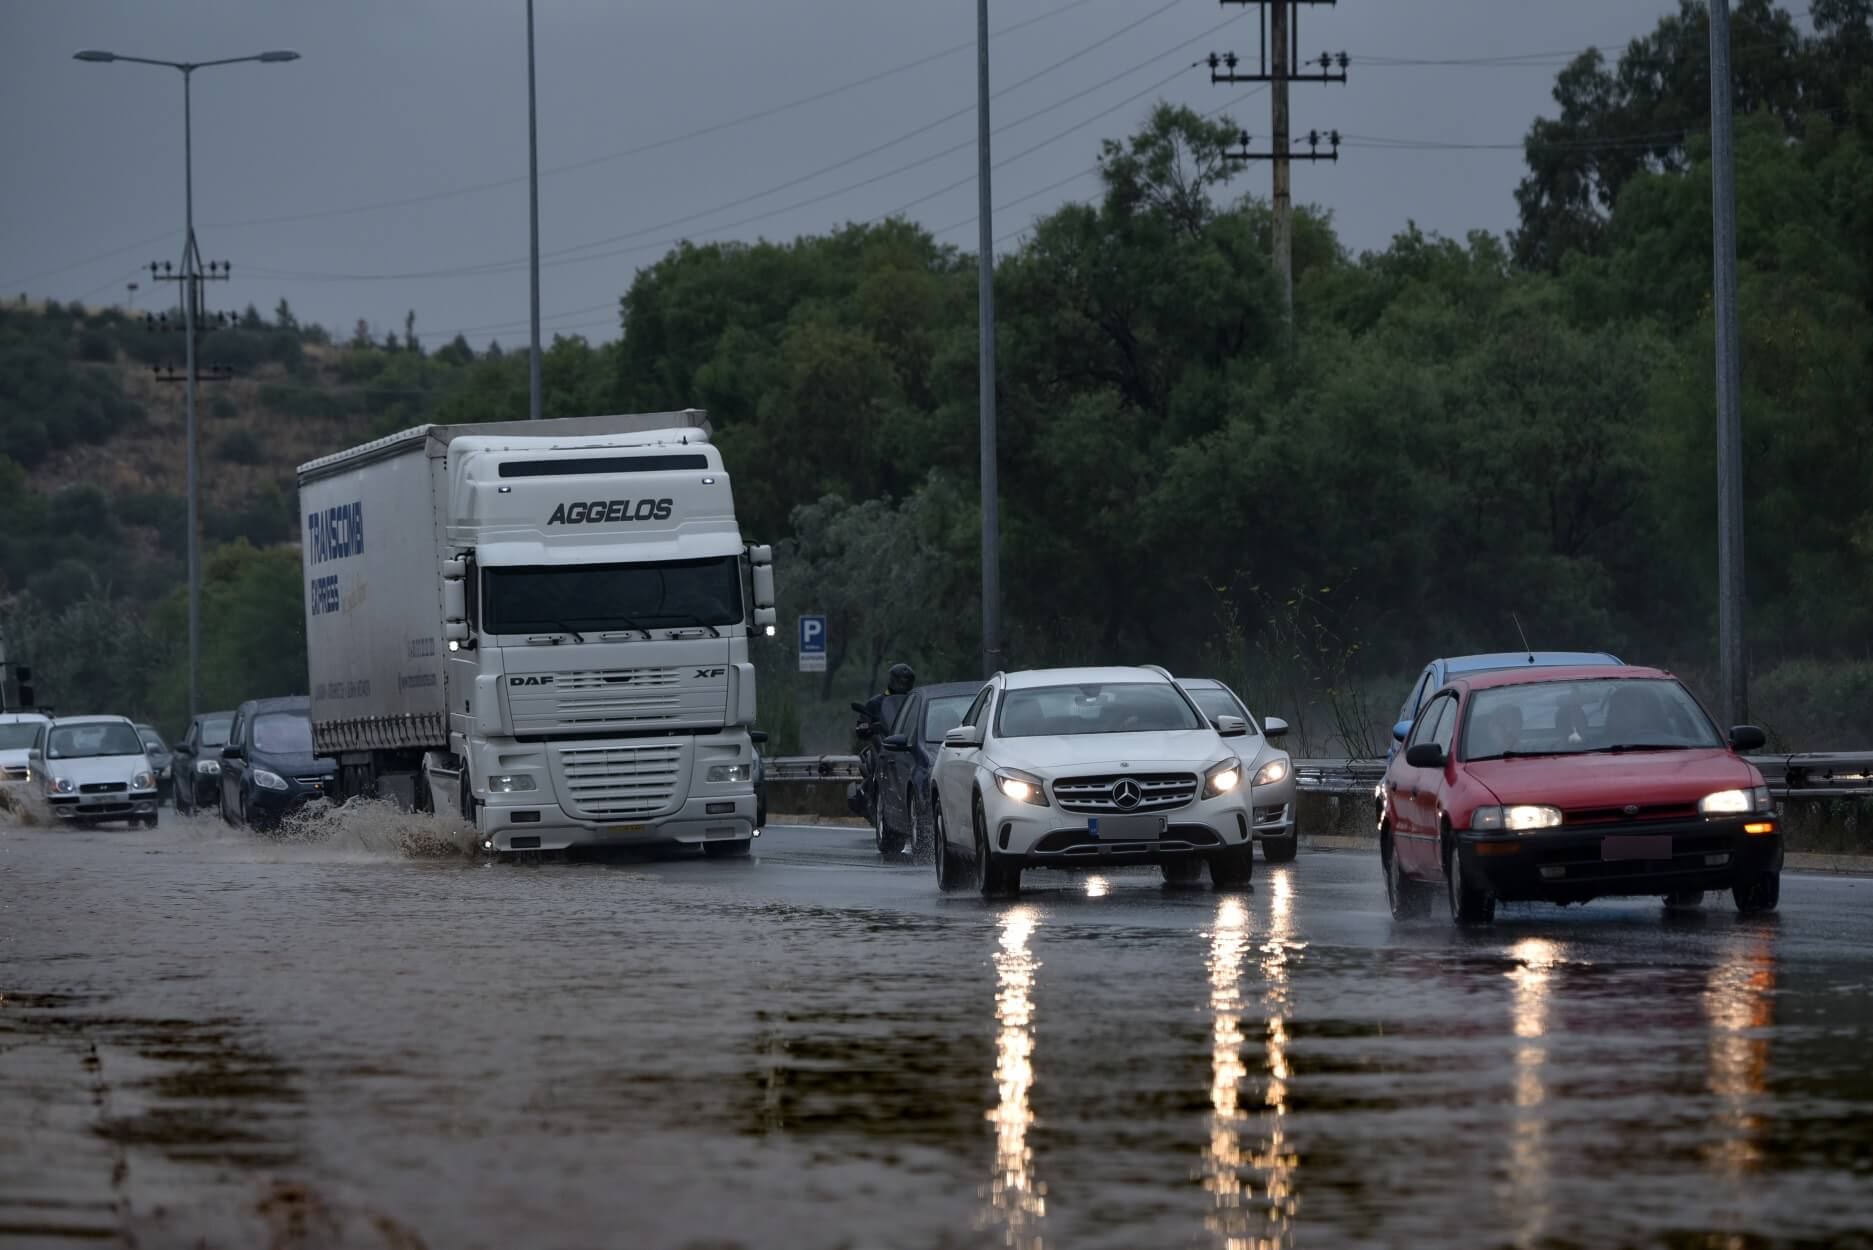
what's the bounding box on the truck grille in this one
[552,666,681,693]
[508,666,727,735]
[553,742,684,821]
[1053,772,1198,814]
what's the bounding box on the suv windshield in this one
[996,682,1202,738]
[48,723,145,759]
[482,556,742,635]
[922,695,976,743]
[200,716,234,748]
[253,712,314,755]
[1461,678,1722,761]
[0,723,42,750]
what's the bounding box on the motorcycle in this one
[846,701,882,820]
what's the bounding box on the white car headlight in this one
[1471,804,1563,832]
[197,758,221,775]
[1252,758,1289,787]
[1203,760,1242,798]
[1700,786,1770,816]
[252,768,289,792]
[995,768,1049,806]
[486,774,538,793]
[48,776,75,795]
[706,764,750,784]
[131,771,155,790]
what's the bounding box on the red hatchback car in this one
[1377,666,1781,924]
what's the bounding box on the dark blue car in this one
[1388,651,1623,759]
[872,681,985,860]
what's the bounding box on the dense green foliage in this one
[2,1,1868,751]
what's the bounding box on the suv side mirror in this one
[943,724,983,749]
[1262,716,1289,740]
[882,734,910,752]
[1405,742,1446,769]
[1215,715,1248,738]
[221,744,241,761]
[1729,724,1766,752]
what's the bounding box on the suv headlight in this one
[706,764,751,784]
[995,768,1049,806]
[131,771,155,790]
[252,768,289,792]
[48,776,75,795]
[486,774,538,793]
[1700,786,1770,816]
[1252,758,1289,787]
[1471,804,1563,832]
[197,758,221,775]
[1203,760,1242,798]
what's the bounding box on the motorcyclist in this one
[850,663,916,823]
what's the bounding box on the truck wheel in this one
[704,838,752,859]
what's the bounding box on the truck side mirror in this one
[442,579,465,624]
[750,564,775,610]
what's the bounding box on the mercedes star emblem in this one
[1112,778,1142,810]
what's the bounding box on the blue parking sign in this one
[798,614,827,672]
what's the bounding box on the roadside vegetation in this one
[1,0,1868,754]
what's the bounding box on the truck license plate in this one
[1602,835,1672,861]
[604,823,648,835]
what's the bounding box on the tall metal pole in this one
[976,0,1001,677]
[181,67,201,721]
[527,0,543,421]
[1709,0,1746,727]
[1270,0,1293,320]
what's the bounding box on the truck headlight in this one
[48,776,75,795]
[197,759,221,775]
[1252,758,1289,787]
[486,774,537,793]
[1700,786,1770,816]
[252,768,289,792]
[1471,804,1563,832]
[995,768,1049,806]
[131,771,155,791]
[706,764,750,784]
[1203,761,1241,798]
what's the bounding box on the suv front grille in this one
[1053,772,1198,814]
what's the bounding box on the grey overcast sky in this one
[1,0,1703,350]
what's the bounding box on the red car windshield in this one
[1460,678,1722,761]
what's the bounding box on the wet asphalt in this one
[2,809,1871,1250]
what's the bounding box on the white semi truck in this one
[297,410,776,855]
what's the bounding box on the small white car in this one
[1176,677,1298,862]
[930,666,1258,897]
[0,712,49,788]
[26,715,160,828]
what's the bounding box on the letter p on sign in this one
[798,614,827,673]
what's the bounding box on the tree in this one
[404,309,420,355]
[274,298,298,331]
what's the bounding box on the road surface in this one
[3,808,1870,1249]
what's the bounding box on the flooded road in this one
[4,810,1872,1250]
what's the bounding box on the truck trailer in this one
[296,410,776,855]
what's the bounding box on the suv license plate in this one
[1089,814,1166,840]
[1602,835,1672,861]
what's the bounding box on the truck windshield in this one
[481,556,743,635]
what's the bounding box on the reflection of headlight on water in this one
[1507,937,1559,1247]
[1705,935,1774,1178]
[985,907,1045,1244]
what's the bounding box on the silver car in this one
[27,715,160,828]
[1176,678,1297,862]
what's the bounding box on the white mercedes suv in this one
[930,666,1257,897]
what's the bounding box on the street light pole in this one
[527,0,543,421]
[1708,1,1747,728]
[976,0,1001,678]
[75,47,300,721]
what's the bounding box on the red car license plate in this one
[1602,835,1673,861]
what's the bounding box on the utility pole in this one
[1209,1,1347,321]
[977,0,1001,678]
[527,0,543,421]
[1709,0,1747,727]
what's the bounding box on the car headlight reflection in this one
[1252,757,1289,787]
[252,768,289,792]
[1471,804,1563,832]
[995,769,1049,806]
[1203,760,1242,798]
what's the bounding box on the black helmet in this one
[887,663,915,695]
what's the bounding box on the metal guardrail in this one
[771,752,1873,798]
[1292,753,1873,799]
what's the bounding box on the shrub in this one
[1752,660,1873,752]
[217,428,264,465]
[76,330,115,363]
[211,394,238,420]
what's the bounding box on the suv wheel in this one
[974,793,1019,899]
[934,800,969,893]
[1260,832,1299,863]
[1161,858,1203,886]
[1209,843,1254,889]
[1445,838,1495,926]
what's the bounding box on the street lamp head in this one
[74,49,118,62]
[258,50,300,62]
